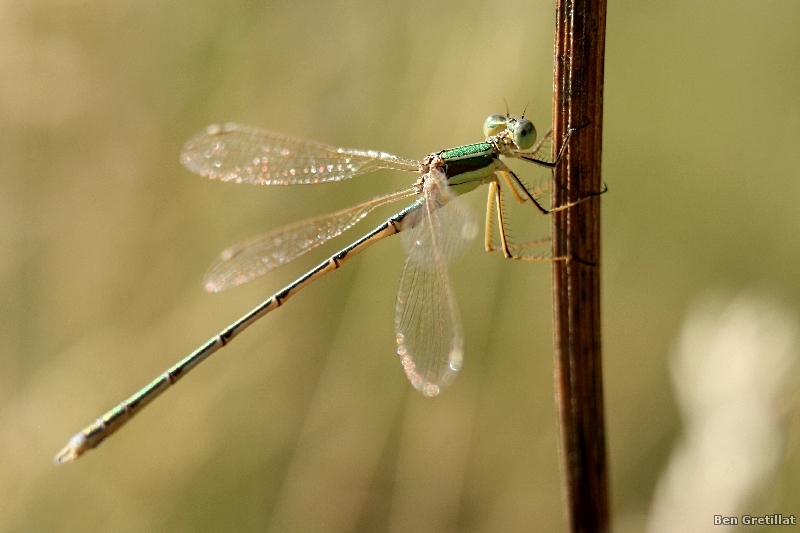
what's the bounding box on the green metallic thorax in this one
[438,142,498,196]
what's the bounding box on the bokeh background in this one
[1,1,799,532]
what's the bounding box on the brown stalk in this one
[550,0,609,532]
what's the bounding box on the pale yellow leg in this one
[485,177,563,261]
[484,180,498,252]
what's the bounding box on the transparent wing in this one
[181,123,420,185]
[400,189,477,267]
[205,186,418,292]
[394,169,472,397]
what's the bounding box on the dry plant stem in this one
[551,0,609,532]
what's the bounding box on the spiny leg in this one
[497,168,529,205]
[516,124,587,169]
[497,160,607,215]
[496,163,550,214]
[495,181,601,266]
[484,180,498,252]
[486,178,563,261]
[496,166,553,207]
[529,128,553,158]
[546,183,608,214]
[511,122,605,210]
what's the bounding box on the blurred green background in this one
[1,1,799,532]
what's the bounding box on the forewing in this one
[205,187,418,291]
[394,170,466,396]
[181,123,419,185]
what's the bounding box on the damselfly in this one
[55,114,590,464]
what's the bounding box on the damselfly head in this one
[483,115,537,151]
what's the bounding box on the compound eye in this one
[483,114,507,138]
[513,118,536,150]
